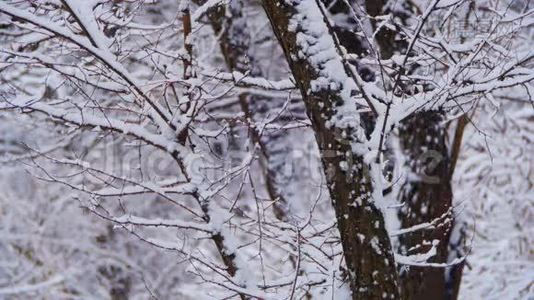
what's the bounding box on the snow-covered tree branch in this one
[0,0,531,299]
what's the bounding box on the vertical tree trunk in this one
[261,1,401,299]
[396,111,455,300]
[198,0,291,220]
[361,1,467,298]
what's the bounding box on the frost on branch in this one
[0,0,532,299]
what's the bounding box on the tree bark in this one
[396,111,456,300]
[361,1,467,298]
[261,1,401,299]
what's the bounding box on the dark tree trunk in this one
[261,1,401,299]
[396,111,454,300]
[360,0,467,298]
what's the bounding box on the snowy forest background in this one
[0,0,532,299]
